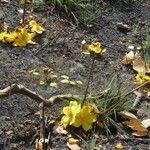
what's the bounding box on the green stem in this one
[81,56,95,107]
[104,80,150,114]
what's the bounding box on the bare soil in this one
[0,0,150,149]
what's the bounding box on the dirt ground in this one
[0,0,150,149]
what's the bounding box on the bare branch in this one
[0,84,78,107]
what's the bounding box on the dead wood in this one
[0,84,78,107]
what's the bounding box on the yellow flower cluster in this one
[0,20,45,47]
[136,72,150,85]
[83,42,106,55]
[61,101,98,131]
[136,72,150,96]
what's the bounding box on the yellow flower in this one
[61,101,81,127]
[39,80,45,85]
[136,72,150,85]
[29,69,39,75]
[136,72,150,96]
[0,28,36,46]
[19,0,32,4]
[12,28,36,47]
[0,32,10,43]
[29,20,45,34]
[115,143,125,149]
[87,42,106,54]
[72,105,97,131]
[50,82,58,88]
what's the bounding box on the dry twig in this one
[0,84,78,107]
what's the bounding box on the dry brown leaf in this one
[35,139,49,150]
[118,111,148,137]
[49,118,56,125]
[118,111,138,119]
[121,51,134,65]
[122,51,147,73]
[141,118,150,129]
[67,142,81,150]
[56,126,68,135]
[5,130,14,135]
[117,22,131,31]
[132,52,145,72]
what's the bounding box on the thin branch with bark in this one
[0,84,78,107]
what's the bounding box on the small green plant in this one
[77,2,101,26]
[48,0,75,14]
[47,0,102,26]
[61,41,107,131]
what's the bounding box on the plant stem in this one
[104,80,150,114]
[22,0,26,24]
[40,102,46,149]
[81,56,95,107]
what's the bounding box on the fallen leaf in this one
[117,22,131,31]
[81,40,86,45]
[118,111,138,119]
[34,110,40,115]
[115,143,125,149]
[17,9,24,14]
[50,82,58,88]
[121,51,134,65]
[67,142,81,150]
[39,80,45,85]
[56,126,68,135]
[76,81,83,85]
[69,81,76,85]
[29,69,39,75]
[49,119,56,125]
[118,111,148,137]
[132,52,145,72]
[61,79,70,84]
[5,130,14,135]
[141,118,150,129]
[61,75,70,80]
[122,51,146,73]
[68,138,79,144]
[51,74,58,79]
[9,143,18,149]
[35,138,49,150]
[128,45,134,50]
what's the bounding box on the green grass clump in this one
[87,76,133,129]
[46,0,102,26]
